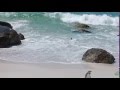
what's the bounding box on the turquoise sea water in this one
[0,12,119,65]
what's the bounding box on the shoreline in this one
[0,59,119,78]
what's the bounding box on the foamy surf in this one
[9,20,29,29]
[43,12,119,26]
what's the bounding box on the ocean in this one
[0,12,119,65]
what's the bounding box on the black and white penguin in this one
[85,71,92,78]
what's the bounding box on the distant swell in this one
[43,12,119,26]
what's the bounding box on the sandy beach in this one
[0,60,119,78]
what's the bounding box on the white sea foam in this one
[43,12,119,26]
[9,20,29,29]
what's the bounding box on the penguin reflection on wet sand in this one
[85,71,92,78]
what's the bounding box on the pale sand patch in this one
[0,60,119,78]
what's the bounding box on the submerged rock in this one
[71,22,91,33]
[72,29,91,33]
[82,48,115,64]
[72,22,90,29]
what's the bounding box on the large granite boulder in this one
[82,48,115,64]
[19,33,25,40]
[9,30,21,45]
[0,21,13,29]
[0,21,25,48]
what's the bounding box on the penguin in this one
[85,71,92,78]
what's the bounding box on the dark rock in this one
[19,33,25,40]
[0,21,13,29]
[0,26,11,48]
[9,30,21,45]
[71,22,91,33]
[0,34,10,48]
[0,25,21,48]
[72,22,90,29]
[73,29,91,33]
[82,48,115,64]
[0,25,10,33]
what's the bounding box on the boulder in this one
[9,30,21,45]
[0,25,21,48]
[19,33,25,40]
[0,21,25,48]
[0,21,13,29]
[82,48,115,64]
[72,22,90,29]
[72,29,91,33]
